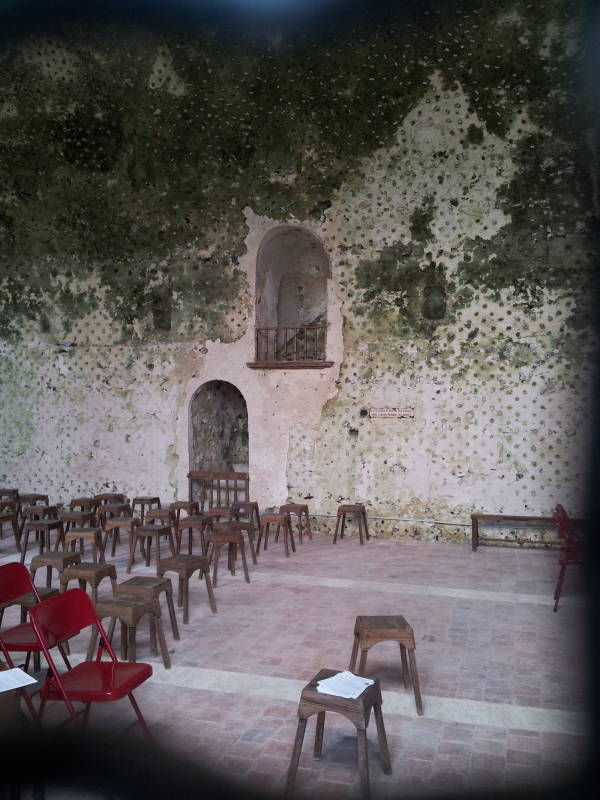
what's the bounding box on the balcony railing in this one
[247,325,333,369]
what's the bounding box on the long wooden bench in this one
[471,513,586,551]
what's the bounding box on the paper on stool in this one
[316,671,374,699]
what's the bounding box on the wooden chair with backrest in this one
[552,504,584,612]
[30,588,153,734]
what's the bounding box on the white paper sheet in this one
[0,668,38,693]
[316,671,374,699]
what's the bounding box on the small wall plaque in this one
[369,407,415,419]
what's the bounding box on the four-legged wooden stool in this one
[279,504,313,543]
[158,554,217,622]
[64,526,104,563]
[131,496,161,524]
[207,523,252,586]
[60,562,118,603]
[285,669,391,798]
[334,504,370,545]
[30,551,81,588]
[257,513,295,557]
[92,595,171,668]
[350,615,423,715]
[115,575,180,642]
[232,501,261,532]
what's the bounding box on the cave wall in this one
[0,0,597,540]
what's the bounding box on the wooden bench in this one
[471,513,585,551]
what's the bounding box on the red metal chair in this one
[552,504,583,612]
[0,561,68,718]
[30,588,153,735]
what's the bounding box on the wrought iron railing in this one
[255,325,328,363]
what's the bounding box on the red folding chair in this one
[29,588,153,735]
[552,504,583,612]
[0,561,69,719]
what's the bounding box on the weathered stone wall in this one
[0,0,597,540]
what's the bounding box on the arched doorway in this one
[189,381,249,472]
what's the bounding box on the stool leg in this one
[177,576,183,607]
[229,542,236,576]
[212,544,221,588]
[358,648,368,676]
[120,621,128,660]
[256,525,263,554]
[408,650,424,716]
[203,570,217,614]
[155,613,171,669]
[183,577,190,624]
[45,566,52,588]
[86,625,99,661]
[149,615,158,656]
[111,528,117,557]
[399,643,410,688]
[126,536,136,573]
[127,625,137,663]
[289,524,296,554]
[107,616,117,645]
[314,711,325,758]
[248,532,258,565]
[20,529,30,563]
[145,537,152,567]
[340,514,346,540]
[239,540,250,583]
[373,703,392,774]
[263,523,270,551]
[305,511,313,540]
[333,515,341,544]
[357,516,364,545]
[296,516,303,545]
[283,526,289,558]
[356,728,370,800]
[165,590,180,640]
[349,633,360,671]
[285,717,307,797]
[363,511,370,541]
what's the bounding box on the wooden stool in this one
[350,615,423,716]
[285,669,391,798]
[208,523,251,586]
[69,497,98,512]
[60,509,96,534]
[30,551,81,588]
[205,506,235,523]
[158,554,217,622]
[92,596,171,668]
[0,585,58,626]
[170,500,198,545]
[232,501,261,531]
[176,514,211,555]
[280,504,313,543]
[98,502,132,529]
[116,576,180,641]
[127,521,176,576]
[60,562,118,603]
[20,517,65,563]
[64,526,104,563]
[334,504,370,545]
[94,492,126,505]
[131,496,161,524]
[0,506,21,552]
[18,493,49,511]
[102,515,139,560]
[257,513,295,557]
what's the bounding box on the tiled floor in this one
[0,527,590,798]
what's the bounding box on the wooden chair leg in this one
[212,544,221,588]
[373,703,392,773]
[127,624,137,663]
[285,716,307,796]
[314,711,325,758]
[333,516,341,544]
[356,728,370,800]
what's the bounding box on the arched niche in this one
[252,226,332,366]
[255,226,330,329]
[189,381,249,473]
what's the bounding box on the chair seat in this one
[355,615,411,638]
[0,622,40,651]
[45,660,152,702]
